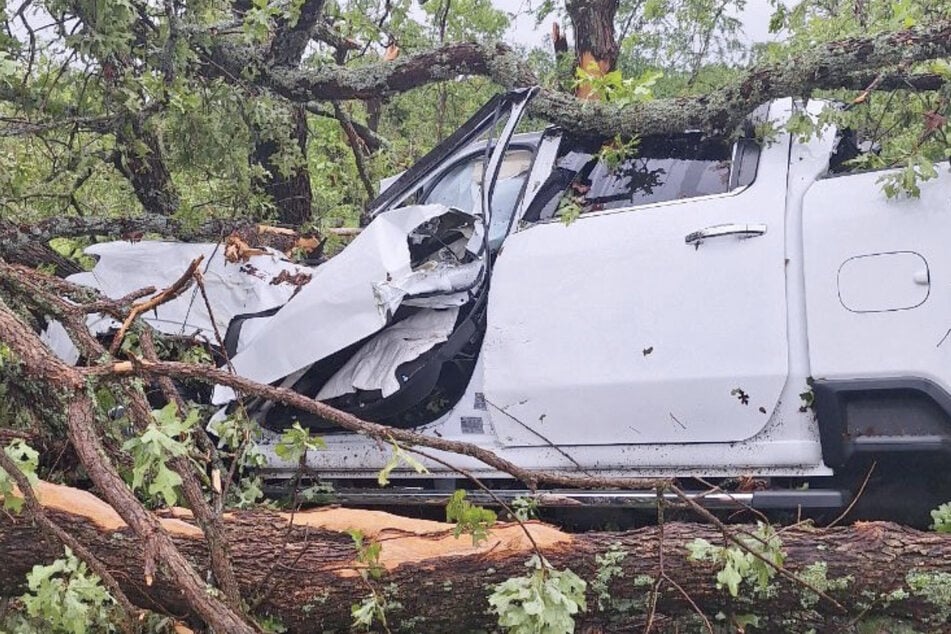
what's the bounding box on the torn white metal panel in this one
[317,307,459,400]
[67,241,310,340]
[214,203,483,404]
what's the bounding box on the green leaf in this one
[488,557,586,634]
[1,439,39,513]
[717,561,744,597]
[121,405,197,507]
[931,502,951,533]
[274,422,325,463]
[446,490,496,545]
[376,441,428,486]
[21,547,116,633]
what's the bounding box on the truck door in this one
[483,100,793,446]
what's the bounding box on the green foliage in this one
[445,489,496,545]
[179,344,213,365]
[48,237,96,270]
[556,194,584,226]
[208,410,269,508]
[121,403,198,507]
[930,501,951,533]
[0,342,13,368]
[299,481,335,504]
[348,528,390,630]
[18,547,117,634]
[510,495,540,522]
[348,529,384,580]
[756,0,951,199]
[0,439,39,513]
[687,522,785,597]
[377,441,428,486]
[351,592,389,631]
[785,111,817,143]
[573,64,662,107]
[879,153,940,199]
[255,614,288,633]
[597,135,641,173]
[274,421,326,463]
[488,555,587,634]
[242,0,283,44]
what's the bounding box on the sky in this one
[495,0,780,50]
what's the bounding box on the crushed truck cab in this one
[61,90,951,518]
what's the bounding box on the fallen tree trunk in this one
[2,482,949,633]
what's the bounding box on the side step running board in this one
[326,488,848,511]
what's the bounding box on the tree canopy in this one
[1,0,949,237]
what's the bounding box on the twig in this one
[192,266,255,509]
[485,398,590,474]
[192,267,234,374]
[101,355,672,493]
[826,461,876,529]
[694,476,771,525]
[109,256,203,354]
[643,487,664,633]
[664,574,713,633]
[250,452,310,609]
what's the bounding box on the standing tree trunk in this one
[566,0,620,99]
[114,124,181,217]
[242,0,325,226]
[2,482,951,633]
[250,104,313,226]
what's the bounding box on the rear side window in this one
[523,134,759,223]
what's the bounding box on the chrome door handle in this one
[685,223,767,245]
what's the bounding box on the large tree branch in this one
[531,21,951,137]
[0,215,247,254]
[203,21,951,139]
[204,41,525,101]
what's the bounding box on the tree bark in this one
[113,125,181,217]
[566,0,619,99]
[0,223,82,276]
[240,0,324,226]
[2,482,950,633]
[207,21,950,139]
[249,104,314,226]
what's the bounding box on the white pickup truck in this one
[66,89,951,520]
